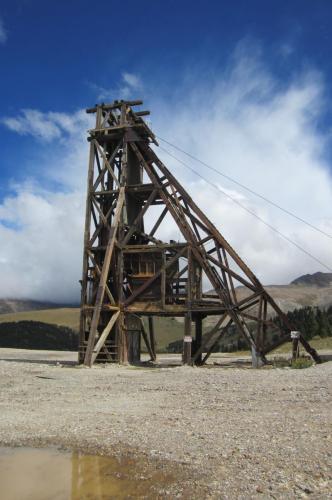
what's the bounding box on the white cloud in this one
[0,48,332,302]
[1,109,88,142]
[150,58,332,285]
[89,72,143,102]
[0,109,92,302]
[0,17,7,44]
[122,72,142,90]
[0,187,84,302]
[88,83,114,101]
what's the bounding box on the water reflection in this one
[0,447,174,499]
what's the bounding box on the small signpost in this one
[291,331,301,361]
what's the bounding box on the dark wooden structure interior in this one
[79,99,321,367]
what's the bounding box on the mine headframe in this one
[79,99,321,367]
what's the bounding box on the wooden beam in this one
[121,189,158,245]
[93,140,120,188]
[201,318,233,365]
[192,313,229,363]
[79,139,96,362]
[183,312,192,365]
[193,315,203,365]
[84,188,125,366]
[140,320,155,361]
[93,140,121,191]
[86,250,115,304]
[148,317,156,361]
[91,310,120,364]
[149,206,168,237]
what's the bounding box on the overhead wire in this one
[157,135,332,240]
[156,144,332,273]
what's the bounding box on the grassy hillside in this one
[273,335,332,353]
[0,308,331,354]
[0,308,184,351]
[0,321,77,351]
[141,316,184,351]
[1,272,331,353]
[0,299,77,314]
[0,308,80,331]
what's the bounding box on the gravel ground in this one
[0,348,331,499]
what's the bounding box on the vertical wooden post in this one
[119,141,129,364]
[126,314,141,364]
[83,190,125,366]
[256,296,263,351]
[148,317,157,361]
[79,108,103,363]
[262,298,267,350]
[251,346,265,368]
[118,311,128,364]
[79,140,95,363]
[291,331,300,362]
[183,313,192,365]
[117,246,129,363]
[183,246,192,365]
[161,250,166,308]
[194,315,203,365]
[292,339,299,362]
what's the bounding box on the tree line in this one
[0,306,331,353]
[167,305,332,353]
[0,321,78,351]
[274,305,332,340]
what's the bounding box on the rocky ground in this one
[0,348,331,499]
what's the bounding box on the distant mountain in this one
[291,272,332,287]
[234,272,332,317]
[202,272,332,327]
[0,299,78,315]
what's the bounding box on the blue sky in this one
[1,1,331,101]
[0,1,331,115]
[0,1,332,300]
[1,1,332,189]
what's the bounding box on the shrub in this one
[291,357,313,369]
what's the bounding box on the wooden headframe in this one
[79,100,321,366]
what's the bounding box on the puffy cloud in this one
[0,48,332,301]
[149,54,332,285]
[0,187,84,302]
[1,109,88,142]
[122,72,142,90]
[88,72,143,101]
[0,108,92,302]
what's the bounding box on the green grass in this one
[141,316,184,351]
[1,307,331,355]
[273,335,332,353]
[0,308,183,352]
[0,308,80,331]
[291,357,313,369]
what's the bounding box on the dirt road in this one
[0,348,331,498]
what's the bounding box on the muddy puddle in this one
[0,447,177,499]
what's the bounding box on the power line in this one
[157,144,332,273]
[157,135,332,241]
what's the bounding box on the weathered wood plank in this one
[84,188,125,366]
